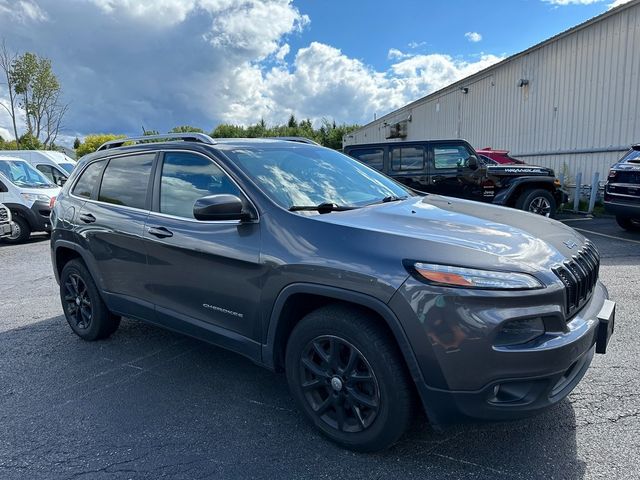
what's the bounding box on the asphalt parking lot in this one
[1,217,639,480]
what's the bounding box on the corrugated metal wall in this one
[344,1,640,186]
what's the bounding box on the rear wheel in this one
[285,305,415,452]
[516,189,556,217]
[60,259,121,341]
[616,216,640,232]
[2,216,30,244]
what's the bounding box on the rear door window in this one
[390,146,425,171]
[98,154,154,209]
[72,160,106,199]
[348,148,384,171]
[433,144,472,169]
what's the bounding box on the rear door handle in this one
[79,213,96,223]
[432,176,445,183]
[147,226,173,238]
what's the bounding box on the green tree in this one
[287,114,298,129]
[75,134,125,157]
[11,51,67,148]
[73,137,80,149]
[170,125,204,134]
[18,132,42,150]
[0,40,20,147]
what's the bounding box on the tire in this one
[2,216,31,244]
[515,188,557,218]
[285,304,415,452]
[616,215,640,232]
[60,259,121,341]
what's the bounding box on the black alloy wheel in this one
[63,273,93,330]
[300,335,380,433]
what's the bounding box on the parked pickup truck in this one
[344,139,567,217]
[0,203,13,239]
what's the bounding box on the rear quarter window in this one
[72,160,106,199]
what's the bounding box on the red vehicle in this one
[476,147,525,165]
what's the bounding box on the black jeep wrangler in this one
[344,140,566,217]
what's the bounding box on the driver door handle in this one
[79,213,96,223]
[147,226,173,238]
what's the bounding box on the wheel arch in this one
[52,240,102,289]
[494,178,556,207]
[262,283,427,396]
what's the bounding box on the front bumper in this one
[604,198,640,218]
[389,278,612,426]
[27,200,52,232]
[0,222,12,238]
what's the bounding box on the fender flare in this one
[262,283,427,392]
[493,176,556,205]
[51,239,104,290]
[2,202,39,228]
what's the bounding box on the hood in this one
[485,164,554,177]
[312,195,584,274]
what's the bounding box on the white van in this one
[0,150,76,186]
[0,156,60,243]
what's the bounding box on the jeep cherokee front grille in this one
[553,242,600,317]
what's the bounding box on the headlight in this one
[21,193,51,203]
[414,262,543,290]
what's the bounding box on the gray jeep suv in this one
[51,133,615,452]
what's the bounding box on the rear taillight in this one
[49,196,56,209]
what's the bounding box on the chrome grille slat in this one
[552,241,600,318]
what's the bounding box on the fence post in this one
[587,172,600,214]
[573,172,582,212]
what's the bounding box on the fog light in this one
[494,317,545,347]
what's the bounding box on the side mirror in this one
[467,155,479,170]
[0,181,7,193]
[56,177,67,187]
[193,194,249,221]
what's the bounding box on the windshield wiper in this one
[289,202,358,214]
[366,195,408,206]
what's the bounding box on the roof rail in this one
[97,133,216,151]
[273,136,320,145]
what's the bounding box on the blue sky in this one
[291,0,609,69]
[0,0,632,143]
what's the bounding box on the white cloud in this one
[387,48,411,60]
[408,41,427,49]
[0,0,504,142]
[543,0,602,5]
[608,0,633,8]
[0,0,47,23]
[464,32,482,43]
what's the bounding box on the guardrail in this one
[559,171,603,214]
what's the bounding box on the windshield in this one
[59,162,76,173]
[225,146,412,209]
[0,160,56,188]
[622,149,640,163]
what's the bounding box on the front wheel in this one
[285,305,415,452]
[2,216,31,244]
[516,189,557,217]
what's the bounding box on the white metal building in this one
[343,0,640,187]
